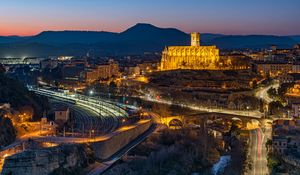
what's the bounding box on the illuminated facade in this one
[160,33,220,70]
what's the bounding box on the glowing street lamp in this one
[89,90,94,96]
[246,106,250,116]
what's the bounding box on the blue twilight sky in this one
[0,0,299,36]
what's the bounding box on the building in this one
[270,45,277,51]
[285,82,300,106]
[40,59,58,70]
[84,61,119,84]
[273,119,296,131]
[62,64,85,82]
[40,117,57,135]
[288,83,300,94]
[294,44,300,50]
[23,57,46,65]
[160,33,220,70]
[272,136,288,154]
[293,64,300,73]
[137,61,158,74]
[254,62,293,77]
[278,73,300,83]
[220,53,251,70]
[60,59,119,85]
[272,119,300,155]
[125,66,140,77]
[292,103,300,118]
[0,58,25,65]
[54,107,70,124]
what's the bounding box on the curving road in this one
[140,94,264,118]
[255,80,280,104]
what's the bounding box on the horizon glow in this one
[0,0,300,36]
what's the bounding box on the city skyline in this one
[1,0,300,36]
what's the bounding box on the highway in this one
[32,120,151,144]
[248,127,271,175]
[86,123,156,175]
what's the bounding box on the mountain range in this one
[0,23,299,57]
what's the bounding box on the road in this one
[248,127,271,175]
[86,123,156,175]
[31,119,150,144]
[255,80,280,104]
[141,95,264,118]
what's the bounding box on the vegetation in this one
[267,83,294,116]
[267,83,294,104]
[44,144,95,175]
[104,128,221,175]
[223,124,247,175]
[0,66,49,120]
[267,153,280,170]
[0,111,16,147]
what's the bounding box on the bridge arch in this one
[169,119,183,128]
[160,116,184,128]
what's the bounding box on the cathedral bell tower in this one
[191,32,200,46]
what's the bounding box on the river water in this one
[211,155,231,175]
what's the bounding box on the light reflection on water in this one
[211,155,231,175]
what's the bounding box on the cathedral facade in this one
[160,33,220,70]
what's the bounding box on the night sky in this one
[1,0,299,36]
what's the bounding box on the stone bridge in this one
[160,116,184,127]
[160,112,262,129]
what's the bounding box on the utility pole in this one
[82,123,85,137]
[71,125,74,137]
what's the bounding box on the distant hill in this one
[0,23,299,57]
[209,35,296,49]
[290,36,300,43]
[25,31,118,44]
[0,36,28,44]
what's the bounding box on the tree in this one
[267,153,280,170]
[269,101,284,115]
[267,87,278,99]
[266,139,272,151]
[0,64,5,74]
[0,111,16,147]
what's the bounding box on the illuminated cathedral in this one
[160,33,220,70]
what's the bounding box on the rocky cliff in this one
[1,144,94,175]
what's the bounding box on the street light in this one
[246,106,250,116]
[89,129,95,138]
[89,90,94,96]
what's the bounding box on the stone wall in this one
[91,120,152,160]
[1,120,153,175]
[1,144,90,175]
